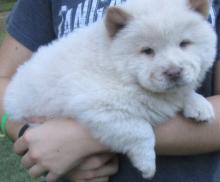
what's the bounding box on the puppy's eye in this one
[179,40,192,48]
[141,47,155,56]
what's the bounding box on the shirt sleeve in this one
[6,0,56,52]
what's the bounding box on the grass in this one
[0,137,38,182]
[0,0,14,42]
[0,2,15,12]
[0,30,4,43]
[0,12,6,43]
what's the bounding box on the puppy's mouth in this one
[142,79,186,93]
[165,81,185,91]
[140,71,194,93]
[149,75,186,91]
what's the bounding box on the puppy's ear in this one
[188,0,209,18]
[105,7,132,38]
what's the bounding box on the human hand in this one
[65,153,119,182]
[13,119,108,182]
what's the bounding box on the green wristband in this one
[1,113,8,136]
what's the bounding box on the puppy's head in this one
[105,0,216,93]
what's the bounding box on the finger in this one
[75,178,109,182]
[68,157,118,180]
[46,172,59,182]
[88,157,118,178]
[28,164,47,179]
[79,153,115,170]
[21,152,36,169]
[13,137,28,155]
[86,177,109,182]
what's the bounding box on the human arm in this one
[155,95,220,155]
[0,33,32,140]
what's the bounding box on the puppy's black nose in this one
[164,67,183,81]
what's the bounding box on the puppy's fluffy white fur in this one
[4,0,216,178]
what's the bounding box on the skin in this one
[14,119,118,182]
[155,95,220,155]
[1,33,220,181]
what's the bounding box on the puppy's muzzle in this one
[163,67,183,81]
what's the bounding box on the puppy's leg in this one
[183,91,215,122]
[81,112,156,179]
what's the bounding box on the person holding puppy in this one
[1,0,220,182]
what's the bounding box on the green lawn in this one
[0,13,6,43]
[0,1,16,42]
[0,137,38,182]
[0,30,4,42]
[0,2,15,12]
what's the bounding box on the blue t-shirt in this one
[6,0,220,181]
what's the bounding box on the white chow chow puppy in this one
[4,0,216,178]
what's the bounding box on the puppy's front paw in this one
[183,93,215,123]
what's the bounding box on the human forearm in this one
[0,33,32,116]
[0,33,32,140]
[155,95,220,155]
